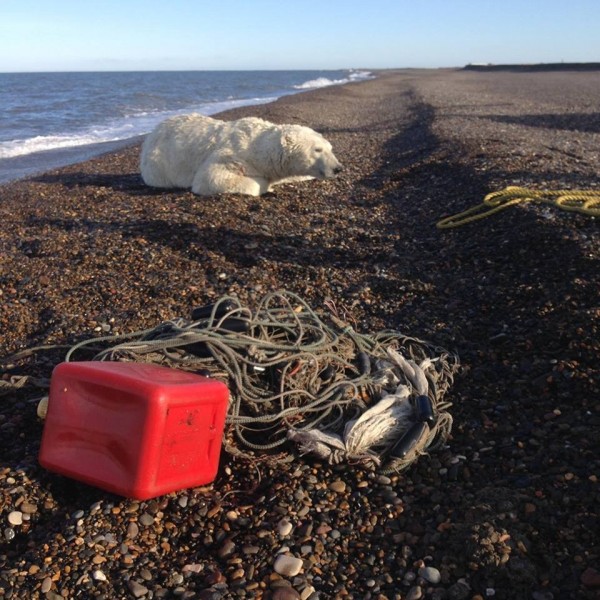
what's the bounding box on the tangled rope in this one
[436,186,600,229]
[19,292,460,473]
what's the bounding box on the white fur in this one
[140,113,342,196]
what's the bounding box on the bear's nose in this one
[333,165,343,175]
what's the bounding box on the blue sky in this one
[1,0,599,72]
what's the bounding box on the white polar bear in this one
[140,113,342,196]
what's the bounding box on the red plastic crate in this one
[39,361,229,499]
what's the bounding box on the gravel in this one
[0,69,599,599]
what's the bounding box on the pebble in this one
[41,577,53,593]
[218,538,236,558]
[277,518,293,537]
[128,579,150,598]
[182,563,204,574]
[316,523,331,535]
[301,586,316,600]
[581,567,600,588]
[4,527,15,541]
[406,585,423,600]
[418,566,441,584]
[7,511,23,526]
[329,480,346,493]
[92,569,107,582]
[274,554,304,577]
[20,501,37,514]
[139,513,154,527]
[272,587,301,599]
[531,591,553,600]
[447,581,471,600]
[127,521,140,539]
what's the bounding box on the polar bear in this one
[140,113,342,196]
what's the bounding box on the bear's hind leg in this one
[192,161,269,196]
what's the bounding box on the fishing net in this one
[57,291,459,473]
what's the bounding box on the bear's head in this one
[280,125,342,180]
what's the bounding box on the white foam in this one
[0,128,132,159]
[293,70,373,90]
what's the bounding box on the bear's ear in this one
[281,131,295,149]
[280,125,300,150]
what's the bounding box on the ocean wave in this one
[0,128,133,159]
[293,70,373,90]
[0,96,276,160]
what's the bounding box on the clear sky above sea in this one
[1,0,599,72]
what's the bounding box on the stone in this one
[531,592,554,600]
[182,564,204,574]
[418,566,441,584]
[92,570,107,582]
[7,511,23,526]
[329,480,346,493]
[316,523,331,535]
[139,513,154,527]
[581,567,600,588]
[447,581,471,600]
[300,586,316,600]
[127,521,140,539]
[277,518,293,537]
[272,587,301,599]
[274,554,304,577]
[406,586,423,600]
[128,579,150,598]
[218,538,235,558]
[20,502,38,514]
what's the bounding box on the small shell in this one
[37,396,49,419]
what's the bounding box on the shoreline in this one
[1,69,599,600]
[0,135,147,185]
[0,70,376,186]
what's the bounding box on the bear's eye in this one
[314,147,323,153]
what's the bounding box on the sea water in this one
[0,70,372,183]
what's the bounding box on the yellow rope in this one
[436,186,600,229]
